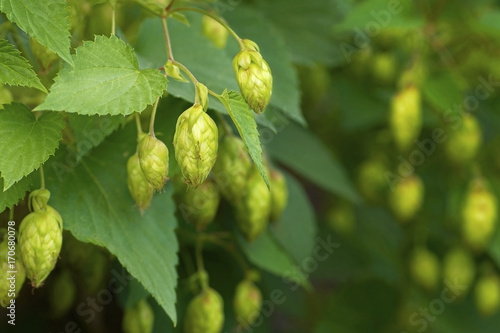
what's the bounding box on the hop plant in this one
[184,287,224,333]
[233,39,273,113]
[409,247,440,291]
[122,298,155,333]
[442,247,475,297]
[445,114,482,165]
[234,166,271,242]
[212,135,252,202]
[234,279,262,328]
[19,190,63,288]
[269,169,288,222]
[462,179,498,252]
[389,85,422,152]
[173,104,218,187]
[202,15,228,49]
[474,273,500,317]
[138,134,169,191]
[127,153,154,211]
[388,174,424,222]
[357,156,388,203]
[0,232,26,307]
[182,178,221,231]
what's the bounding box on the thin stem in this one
[169,7,243,48]
[8,207,14,221]
[134,113,143,140]
[39,164,45,190]
[172,60,200,103]
[148,97,160,135]
[195,237,208,289]
[111,4,116,36]
[161,18,175,61]
[206,235,250,272]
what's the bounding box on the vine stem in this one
[134,113,143,140]
[111,3,116,36]
[195,237,208,290]
[161,18,175,61]
[206,235,250,273]
[8,207,14,221]
[39,164,45,190]
[169,7,244,48]
[148,97,160,135]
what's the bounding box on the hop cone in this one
[212,135,252,201]
[19,205,63,288]
[234,166,271,242]
[462,179,497,252]
[443,247,475,297]
[233,39,273,113]
[49,270,76,318]
[173,104,218,187]
[409,247,440,291]
[127,153,154,211]
[182,179,221,231]
[0,233,26,307]
[184,287,224,333]
[138,134,169,191]
[202,15,228,49]
[270,169,288,222]
[388,175,424,222]
[389,85,422,152]
[234,280,262,328]
[474,274,500,317]
[445,114,482,165]
[123,298,155,333]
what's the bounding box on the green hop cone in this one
[234,166,271,242]
[19,205,63,288]
[0,232,26,308]
[269,169,288,222]
[327,202,356,235]
[202,15,228,49]
[234,279,262,328]
[388,174,424,222]
[462,179,498,252]
[212,135,252,202]
[233,39,273,113]
[181,178,221,231]
[134,0,170,16]
[357,156,388,203]
[474,273,500,317]
[445,114,482,165]
[49,270,76,318]
[371,52,397,85]
[138,134,169,191]
[127,153,154,211]
[390,84,422,152]
[442,247,475,297]
[409,247,440,291]
[123,298,155,333]
[184,287,224,333]
[173,104,218,187]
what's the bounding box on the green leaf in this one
[0,103,64,190]
[0,39,47,92]
[36,35,167,116]
[237,230,310,289]
[267,122,361,203]
[220,90,269,187]
[269,172,317,265]
[0,176,31,213]
[0,0,72,64]
[422,72,463,114]
[45,123,179,324]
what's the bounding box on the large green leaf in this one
[0,39,46,92]
[0,0,72,64]
[45,123,179,324]
[422,72,463,114]
[270,171,317,265]
[220,90,268,187]
[0,103,64,190]
[237,231,310,289]
[36,35,167,116]
[267,122,361,203]
[0,176,31,213]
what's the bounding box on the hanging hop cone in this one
[49,270,76,319]
[173,104,218,188]
[122,298,155,333]
[269,169,288,222]
[234,166,271,242]
[443,247,475,297]
[389,84,422,152]
[138,134,169,191]
[474,273,500,317]
[19,190,63,288]
[181,178,221,231]
[184,287,224,333]
[202,15,228,49]
[0,231,26,307]
[234,279,262,328]
[445,114,482,165]
[388,174,424,222]
[409,247,440,291]
[127,153,154,211]
[233,39,273,113]
[212,135,252,202]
